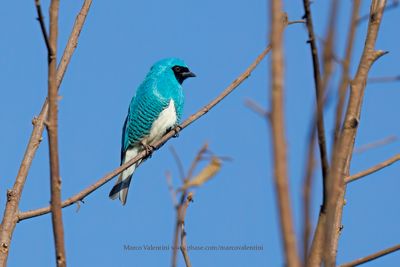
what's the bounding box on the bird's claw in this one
[140,142,155,158]
[173,125,182,138]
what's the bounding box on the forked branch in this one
[0,1,92,265]
[324,1,388,266]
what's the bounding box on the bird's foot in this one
[140,142,155,158]
[173,125,182,138]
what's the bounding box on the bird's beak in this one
[182,71,196,78]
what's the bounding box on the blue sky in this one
[1,0,399,266]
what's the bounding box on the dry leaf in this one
[180,156,221,191]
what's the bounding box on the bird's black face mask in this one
[172,65,196,84]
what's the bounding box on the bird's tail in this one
[109,147,139,205]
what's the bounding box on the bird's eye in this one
[173,66,181,72]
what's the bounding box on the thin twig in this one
[269,5,300,267]
[57,0,93,86]
[368,75,400,83]
[18,44,273,221]
[302,0,330,213]
[0,1,92,265]
[333,0,362,144]
[200,155,233,162]
[170,147,186,182]
[245,99,269,118]
[320,0,339,97]
[47,0,67,266]
[288,19,306,25]
[186,143,209,181]
[314,33,344,65]
[165,172,178,208]
[302,130,316,266]
[354,135,397,154]
[339,244,400,267]
[34,0,52,57]
[345,154,400,183]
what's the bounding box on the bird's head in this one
[150,58,196,84]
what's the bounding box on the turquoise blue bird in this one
[109,58,196,205]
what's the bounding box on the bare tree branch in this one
[368,75,400,83]
[309,2,361,265]
[269,4,300,267]
[300,7,341,258]
[245,99,269,118]
[57,0,92,86]
[304,81,337,267]
[354,135,397,154]
[0,1,92,265]
[302,130,316,266]
[287,20,306,25]
[339,244,400,267]
[18,44,273,221]
[302,0,330,213]
[185,143,208,182]
[301,2,345,266]
[170,147,186,182]
[324,1,388,266]
[308,211,327,267]
[333,0,361,143]
[171,146,207,267]
[345,154,400,183]
[165,172,178,208]
[320,0,339,96]
[357,0,399,23]
[34,0,52,57]
[172,192,193,267]
[46,0,67,266]
[307,0,360,266]
[179,193,193,267]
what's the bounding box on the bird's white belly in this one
[144,99,177,144]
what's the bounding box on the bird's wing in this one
[121,80,170,162]
[120,112,129,164]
